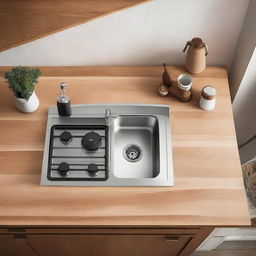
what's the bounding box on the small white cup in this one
[177,74,192,91]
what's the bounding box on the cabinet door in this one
[27,234,192,256]
[0,235,38,256]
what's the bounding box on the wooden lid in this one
[191,37,205,49]
[201,86,216,100]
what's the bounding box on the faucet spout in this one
[105,108,118,124]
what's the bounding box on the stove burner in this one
[47,125,108,181]
[57,162,70,176]
[59,131,72,144]
[87,164,99,176]
[82,132,102,151]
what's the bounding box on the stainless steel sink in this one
[40,104,173,186]
[112,115,160,179]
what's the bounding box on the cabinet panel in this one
[0,235,37,256]
[27,234,192,256]
[22,228,190,235]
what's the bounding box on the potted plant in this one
[4,66,41,113]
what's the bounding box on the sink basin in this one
[40,104,173,186]
[113,115,160,178]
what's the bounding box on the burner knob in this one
[57,162,70,176]
[87,164,99,176]
[60,131,72,143]
[82,132,102,151]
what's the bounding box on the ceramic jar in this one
[15,91,39,113]
[183,37,208,74]
[199,86,216,111]
[177,74,192,91]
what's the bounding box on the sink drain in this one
[123,144,143,162]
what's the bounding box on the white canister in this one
[199,86,216,111]
[177,74,192,91]
[15,91,39,113]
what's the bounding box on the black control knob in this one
[87,164,99,176]
[57,162,70,176]
[82,132,102,151]
[59,131,72,143]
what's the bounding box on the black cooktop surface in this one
[47,125,108,181]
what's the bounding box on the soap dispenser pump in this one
[57,82,71,117]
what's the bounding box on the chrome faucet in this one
[105,108,118,124]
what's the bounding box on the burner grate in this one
[47,125,108,181]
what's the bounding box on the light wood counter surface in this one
[0,66,250,227]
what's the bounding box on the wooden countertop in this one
[0,66,250,227]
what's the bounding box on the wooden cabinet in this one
[26,234,192,256]
[0,235,37,256]
[0,227,212,256]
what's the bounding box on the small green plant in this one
[4,66,41,100]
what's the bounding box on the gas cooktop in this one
[48,125,108,181]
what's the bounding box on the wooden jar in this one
[158,64,192,102]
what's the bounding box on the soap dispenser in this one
[57,82,71,116]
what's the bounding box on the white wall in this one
[229,0,256,100]
[0,0,249,67]
[233,47,256,163]
[231,0,256,164]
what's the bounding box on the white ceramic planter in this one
[15,91,39,113]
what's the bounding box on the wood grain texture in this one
[0,66,250,227]
[0,0,148,52]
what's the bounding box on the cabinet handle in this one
[165,237,179,242]
[14,235,27,241]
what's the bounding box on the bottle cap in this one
[58,82,70,103]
